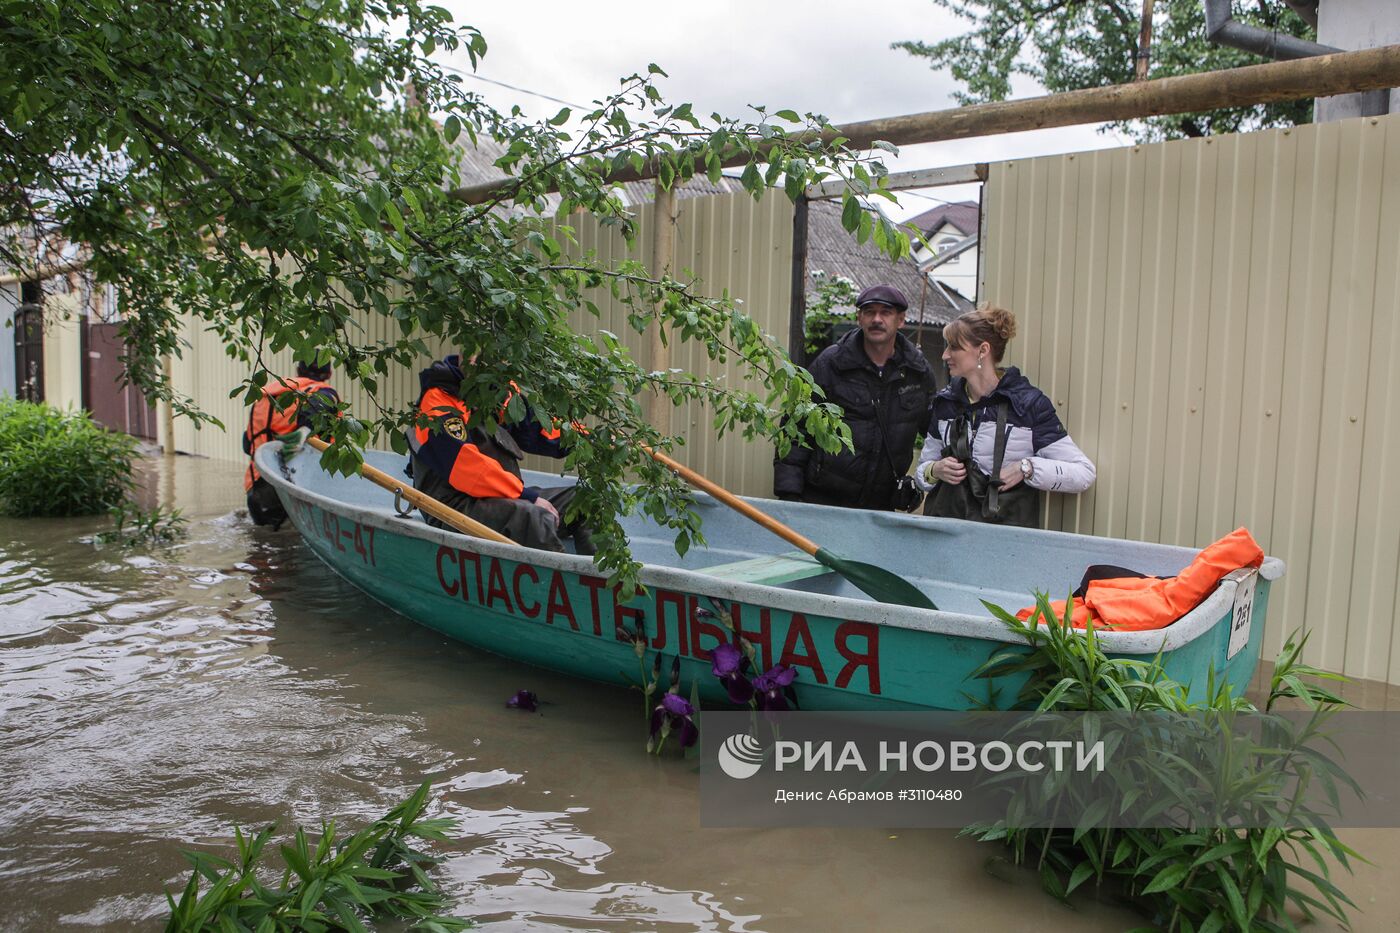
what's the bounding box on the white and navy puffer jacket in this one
[913,367,1095,494]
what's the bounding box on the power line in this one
[897,188,977,208]
[440,64,588,110]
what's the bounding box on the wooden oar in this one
[305,436,513,545]
[643,446,938,610]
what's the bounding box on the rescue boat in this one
[258,444,1283,711]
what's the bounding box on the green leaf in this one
[739,160,761,192]
[840,195,860,232]
[401,187,425,224]
[1141,862,1190,895]
[443,114,461,143]
[505,392,525,424]
[295,208,318,239]
[384,200,405,235]
[705,152,723,184]
[1212,863,1249,930]
[1065,860,1095,896]
[1196,909,1226,933]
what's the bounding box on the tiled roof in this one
[806,200,969,325]
[904,201,980,244]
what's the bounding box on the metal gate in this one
[85,321,156,439]
[13,303,44,403]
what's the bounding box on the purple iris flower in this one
[752,664,798,712]
[506,689,538,712]
[710,643,754,704]
[649,692,699,748]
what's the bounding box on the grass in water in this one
[165,783,470,931]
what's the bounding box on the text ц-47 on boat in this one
[257,444,1284,712]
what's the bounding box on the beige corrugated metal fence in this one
[163,190,795,498]
[982,111,1400,683]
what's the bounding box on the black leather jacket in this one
[773,329,934,509]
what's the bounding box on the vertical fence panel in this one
[1037,156,1081,535]
[1126,142,1182,545]
[1065,153,1113,534]
[982,112,1400,682]
[1363,121,1400,684]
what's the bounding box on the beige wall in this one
[981,112,1400,682]
[41,293,83,411]
[168,190,796,498]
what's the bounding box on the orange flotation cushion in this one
[1016,528,1264,631]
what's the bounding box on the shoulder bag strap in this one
[988,400,1010,514]
[869,393,904,482]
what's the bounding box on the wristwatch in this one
[1019,458,1034,481]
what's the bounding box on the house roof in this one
[805,199,969,325]
[619,176,745,203]
[904,200,980,244]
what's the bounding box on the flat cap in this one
[854,283,909,312]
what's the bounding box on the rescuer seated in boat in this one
[914,305,1095,527]
[407,354,595,555]
[772,283,935,511]
[242,357,340,529]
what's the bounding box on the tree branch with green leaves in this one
[2,0,903,591]
[895,0,1316,141]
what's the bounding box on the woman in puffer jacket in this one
[914,305,1094,527]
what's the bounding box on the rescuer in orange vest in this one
[407,354,594,554]
[242,358,340,528]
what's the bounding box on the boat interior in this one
[285,449,1216,618]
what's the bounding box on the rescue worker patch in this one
[444,417,467,440]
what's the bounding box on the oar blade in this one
[814,549,938,610]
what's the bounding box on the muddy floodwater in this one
[1,454,1396,931]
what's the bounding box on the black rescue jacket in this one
[773,329,934,509]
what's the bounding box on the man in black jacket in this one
[774,284,934,510]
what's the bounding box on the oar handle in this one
[642,445,821,557]
[305,436,514,545]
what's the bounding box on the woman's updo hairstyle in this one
[942,304,1018,363]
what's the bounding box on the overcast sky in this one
[437,1,1132,218]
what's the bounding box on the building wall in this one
[41,293,83,411]
[981,111,1400,682]
[912,241,979,300]
[167,190,797,499]
[0,283,16,395]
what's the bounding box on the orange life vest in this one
[243,376,332,490]
[1017,527,1265,631]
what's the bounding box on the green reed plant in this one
[0,397,136,516]
[165,783,468,932]
[963,595,1362,932]
[96,500,188,547]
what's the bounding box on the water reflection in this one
[1,453,1390,931]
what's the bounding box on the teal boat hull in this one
[259,447,1282,712]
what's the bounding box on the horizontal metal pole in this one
[450,44,1400,205]
[805,163,987,200]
